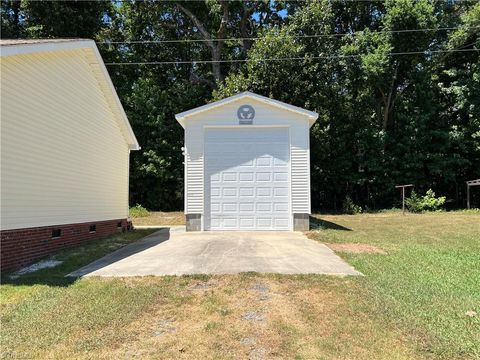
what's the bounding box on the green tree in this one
[1,0,111,39]
[217,0,478,210]
[433,3,480,204]
[1,0,23,38]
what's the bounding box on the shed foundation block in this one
[293,213,310,231]
[186,214,202,231]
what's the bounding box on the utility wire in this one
[98,26,479,44]
[113,0,480,2]
[104,48,478,65]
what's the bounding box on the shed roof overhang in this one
[0,39,140,150]
[175,91,319,128]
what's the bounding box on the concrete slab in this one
[68,228,362,277]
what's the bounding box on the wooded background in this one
[2,0,479,211]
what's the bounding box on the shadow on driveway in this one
[68,228,171,277]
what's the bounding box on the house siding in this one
[0,49,130,230]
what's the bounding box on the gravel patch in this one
[153,319,176,337]
[249,347,266,360]
[252,282,270,301]
[9,260,63,279]
[240,337,256,346]
[242,311,266,321]
[190,282,211,290]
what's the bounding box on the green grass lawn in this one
[308,212,480,359]
[1,212,479,359]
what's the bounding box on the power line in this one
[98,26,479,45]
[112,0,480,2]
[104,48,478,65]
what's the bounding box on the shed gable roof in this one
[175,91,319,127]
[0,39,140,150]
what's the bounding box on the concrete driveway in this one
[69,227,361,277]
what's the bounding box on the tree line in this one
[2,0,479,211]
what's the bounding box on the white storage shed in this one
[176,92,318,231]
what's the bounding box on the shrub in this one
[462,208,480,214]
[342,196,363,214]
[405,189,446,213]
[129,204,150,218]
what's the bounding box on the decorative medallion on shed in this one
[237,104,255,124]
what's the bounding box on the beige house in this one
[0,39,139,270]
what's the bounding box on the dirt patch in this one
[326,243,387,254]
[133,211,185,226]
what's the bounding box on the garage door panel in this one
[210,218,222,228]
[274,218,290,227]
[274,172,289,181]
[256,156,273,167]
[223,218,238,228]
[256,218,273,228]
[239,187,254,196]
[274,203,289,212]
[274,188,289,196]
[221,172,236,181]
[256,202,272,212]
[205,128,290,231]
[223,203,238,212]
[256,188,272,197]
[274,158,288,167]
[239,173,254,181]
[239,203,254,212]
[239,218,255,227]
[256,172,272,182]
[222,188,237,197]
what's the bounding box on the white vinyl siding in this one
[290,121,310,213]
[1,49,130,230]
[183,97,312,218]
[184,122,204,213]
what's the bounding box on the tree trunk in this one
[382,66,398,132]
[176,1,229,86]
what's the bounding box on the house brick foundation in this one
[1,218,131,272]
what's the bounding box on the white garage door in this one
[204,128,290,230]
